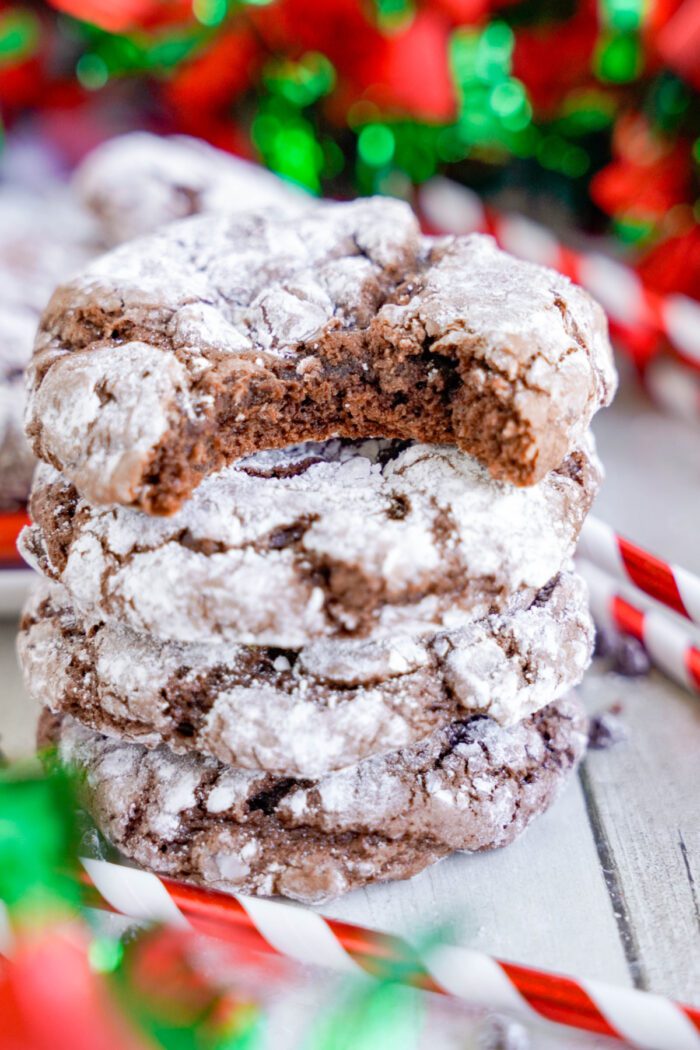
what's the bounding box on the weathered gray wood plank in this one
[583,357,700,1004]
[322,750,632,987]
[0,615,37,759]
[578,670,700,1002]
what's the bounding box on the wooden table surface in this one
[1,361,699,1030]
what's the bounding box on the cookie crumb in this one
[593,625,617,658]
[475,1015,530,1050]
[612,636,651,678]
[593,625,652,678]
[588,710,628,750]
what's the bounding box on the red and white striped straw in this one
[579,516,700,629]
[578,560,700,693]
[80,858,700,1050]
[418,177,700,374]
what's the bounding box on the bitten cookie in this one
[0,187,97,507]
[75,132,309,247]
[42,693,587,904]
[21,437,600,647]
[19,572,593,776]
[26,199,616,513]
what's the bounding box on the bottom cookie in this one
[42,695,587,905]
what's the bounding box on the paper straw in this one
[78,857,700,1050]
[418,177,700,373]
[578,560,700,693]
[578,516,700,627]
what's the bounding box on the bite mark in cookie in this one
[27,199,616,513]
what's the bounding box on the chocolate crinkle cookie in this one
[74,132,308,248]
[19,571,593,776]
[26,198,616,514]
[0,185,97,507]
[21,436,601,647]
[41,693,588,905]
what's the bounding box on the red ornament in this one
[0,55,43,108]
[0,3,47,113]
[164,26,261,156]
[366,10,458,121]
[165,26,261,113]
[255,2,456,122]
[252,0,380,67]
[429,0,493,21]
[656,0,700,89]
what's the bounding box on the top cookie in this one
[27,198,616,513]
[75,132,308,247]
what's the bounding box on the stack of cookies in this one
[18,198,616,904]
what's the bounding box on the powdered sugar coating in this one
[49,693,587,903]
[31,342,195,505]
[0,187,97,319]
[27,197,415,508]
[378,235,617,469]
[75,132,308,247]
[20,571,592,775]
[27,198,615,510]
[23,436,600,646]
